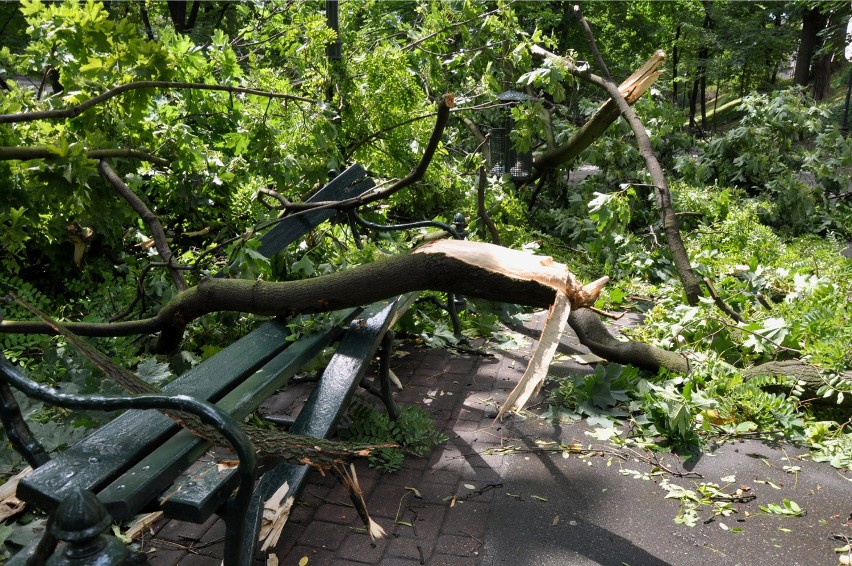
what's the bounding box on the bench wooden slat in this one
[257,164,374,258]
[97,308,360,520]
[161,298,401,526]
[16,320,292,512]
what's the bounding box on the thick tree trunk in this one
[794,7,825,86]
[812,53,833,101]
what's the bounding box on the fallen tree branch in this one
[533,28,702,305]
[743,360,852,409]
[282,94,455,214]
[568,308,690,374]
[531,50,665,177]
[703,276,745,324]
[1,240,607,353]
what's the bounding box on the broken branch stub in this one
[412,240,607,308]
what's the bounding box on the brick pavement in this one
[136,323,553,566]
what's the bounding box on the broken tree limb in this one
[742,361,852,409]
[568,308,690,374]
[2,240,607,352]
[533,39,703,306]
[531,50,665,177]
[98,160,188,292]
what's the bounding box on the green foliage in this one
[548,363,639,416]
[676,88,845,234]
[338,401,448,473]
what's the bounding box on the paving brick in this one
[456,465,501,485]
[429,554,480,566]
[281,546,335,566]
[440,501,489,539]
[434,533,482,557]
[366,484,409,518]
[177,553,222,566]
[445,356,477,374]
[271,522,305,558]
[194,518,226,558]
[313,502,359,524]
[144,546,187,565]
[154,519,206,544]
[335,532,389,563]
[382,465,428,487]
[299,520,347,550]
[374,559,421,566]
[411,480,455,504]
[402,503,447,539]
[385,535,435,562]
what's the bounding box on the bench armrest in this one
[0,354,258,514]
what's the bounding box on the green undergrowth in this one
[337,401,449,473]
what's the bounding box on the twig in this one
[0,146,169,167]
[573,4,612,81]
[588,306,624,320]
[703,276,745,324]
[98,160,188,291]
[280,94,455,214]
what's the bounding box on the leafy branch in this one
[0,81,320,124]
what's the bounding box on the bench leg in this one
[29,514,58,566]
[377,331,400,421]
[0,381,50,468]
[221,488,260,566]
[446,292,463,338]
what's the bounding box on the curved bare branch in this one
[0,81,319,124]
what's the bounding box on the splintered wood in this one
[0,466,31,522]
[413,240,608,418]
[259,481,295,551]
[497,290,572,420]
[413,239,607,307]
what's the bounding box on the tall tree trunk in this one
[689,2,712,127]
[699,46,708,124]
[812,52,833,101]
[672,24,681,104]
[794,7,825,86]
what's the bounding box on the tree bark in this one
[568,308,689,373]
[794,7,825,87]
[742,360,852,409]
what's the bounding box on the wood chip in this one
[0,466,32,522]
[125,511,164,540]
[259,481,294,551]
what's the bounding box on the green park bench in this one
[0,164,425,565]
